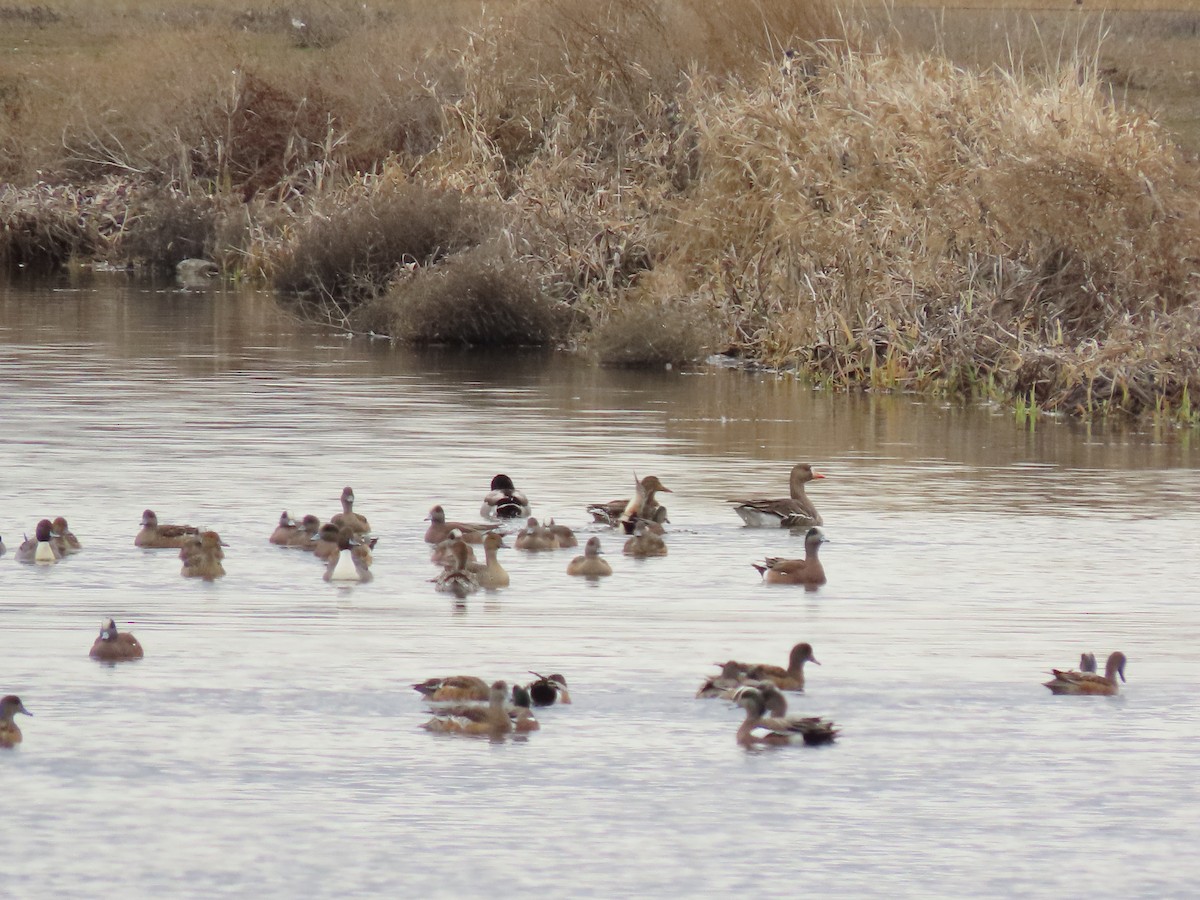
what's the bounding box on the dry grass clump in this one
[590,289,723,367]
[118,188,221,269]
[657,45,1200,416]
[356,245,566,347]
[272,183,496,307]
[0,181,110,270]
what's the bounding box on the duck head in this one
[0,695,31,719]
[34,519,53,542]
[490,474,516,492]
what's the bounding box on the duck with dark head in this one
[480,474,531,520]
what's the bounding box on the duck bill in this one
[811,658,822,666]
[18,702,31,716]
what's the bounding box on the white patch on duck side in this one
[733,507,784,527]
[330,549,360,581]
[34,541,57,563]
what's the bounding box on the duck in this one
[285,514,322,550]
[525,672,572,706]
[430,528,477,566]
[730,462,825,528]
[0,695,32,748]
[432,538,477,597]
[426,684,541,733]
[587,474,672,529]
[696,660,751,698]
[16,519,60,564]
[733,642,821,692]
[180,530,227,580]
[1079,652,1097,673]
[331,486,371,536]
[412,675,490,702]
[423,505,498,545]
[468,531,510,589]
[89,619,144,662]
[623,520,668,557]
[269,511,299,545]
[313,523,342,562]
[566,536,612,577]
[51,516,81,554]
[421,680,515,737]
[1044,651,1127,696]
[324,529,373,583]
[734,687,838,748]
[545,519,578,548]
[135,509,199,548]
[731,680,828,734]
[480,474,531,519]
[514,517,559,552]
[752,527,828,586]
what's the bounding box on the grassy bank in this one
[1,1,1198,422]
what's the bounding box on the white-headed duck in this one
[135,509,199,549]
[525,672,571,706]
[468,531,510,589]
[16,519,60,564]
[331,486,371,536]
[89,619,144,662]
[566,536,612,578]
[423,505,498,545]
[623,520,668,557]
[180,530,227,580]
[421,680,514,737]
[1044,651,1127,696]
[285,514,322,550]
[731,462,825,528]
[324,528,373,583]
[0,695,32,748]
[480,474,531,520]
[51,516,81,555]
[731,642,820,692]
[587,474,672,528]
[269,511,298,545]
[752,527,828,586]
[735,687,838,748]
[413,675,491,702]
[514,517,559,552]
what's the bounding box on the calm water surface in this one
[1,274,1198,897]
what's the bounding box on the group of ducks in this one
[0,463,1129,750]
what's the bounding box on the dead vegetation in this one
[0,1,1197,420]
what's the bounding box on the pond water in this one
[1,272,1198,897]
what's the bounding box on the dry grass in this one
[0,0,1198,420]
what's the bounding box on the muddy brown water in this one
[2,273,1198,896]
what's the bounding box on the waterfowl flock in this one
[2,466,1130,751]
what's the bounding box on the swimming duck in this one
[514,517,559,552]
[285,514,322,550]
[51,516,81,554]
[731,680,829,735]
[566,536,612,577]
[480,474,531,519]
[180,530,227,580]
[16,519,60,564]
[623,520,668,557]
[1044,651,1127,696]
[432,538,477,597]
[313,523,342,562]
[696,660,751,698]
[734,687,838,748]
[545,519,578,548]
[135,509,199,549]
[587,474,672,529]
[269,511,298,545]
[423,505,499,545]
[413,675,491,702]
[468,531,510,589]
[89,619,144,662]
[730,462,825,528]
[427,684,541,733]
[731,642,821,692]
[0,695,32,748]
[324,529,373,583]
[752,527,828,586]
[421,680,515,737]
[331,486,371,536]
[525,672,572,706]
